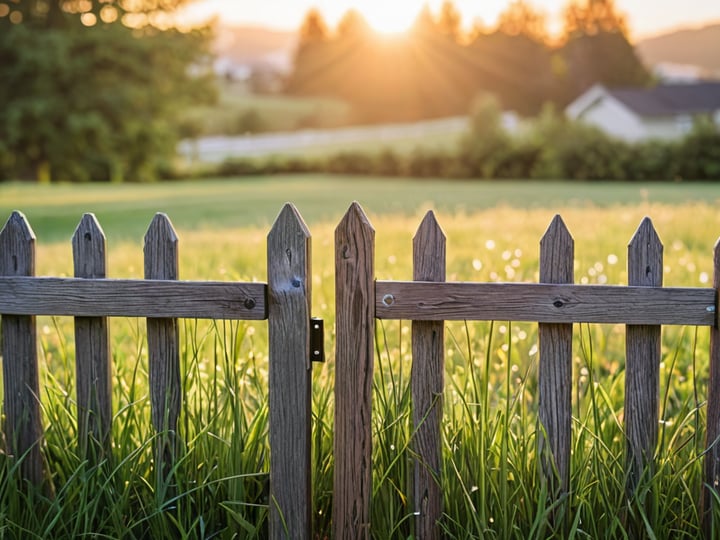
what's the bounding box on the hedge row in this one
[195,100,720,182]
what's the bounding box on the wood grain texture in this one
[703,238,720,536]
[0,212,45,487]
[411,212,445,540]
[144,213,181,490]
[0,277,267,319]
[625,218,662,491]
[334,202,374,540]
[538,215,574,496]
[72,214,112,460]
[375,282,713,325]
[267,204,312,539]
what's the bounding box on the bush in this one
[459,94,514,178]
[674,118,720,180]
[525,108,631,180]
[621,139,677,181]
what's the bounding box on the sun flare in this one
[359,3,415,34]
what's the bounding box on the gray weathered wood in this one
[334,202,375,540]
[144,213,181,489]
[625,217,662,491]
[411,211,445,540]
[704,238,720,537]
[0,277,267,319]
[374,282,713,326]
[72,214,112,460]
[538,215,574,496]
[0,211,45,487]
[267,203,312,539]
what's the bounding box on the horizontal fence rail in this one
[375,281,716,324]
[0,277,267,318]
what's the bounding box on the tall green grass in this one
[1,197,719,537]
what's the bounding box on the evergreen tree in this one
[558,0,650,103]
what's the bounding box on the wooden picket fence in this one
[333,202,720,539]
[2,202,720,538]
[0,205,313,539]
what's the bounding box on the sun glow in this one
[360,4,415,35]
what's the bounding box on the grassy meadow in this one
[180,80,352,135]
[2,176,720,538]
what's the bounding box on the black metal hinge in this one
[310,317,325,363]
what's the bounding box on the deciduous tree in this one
[0,0,214,182]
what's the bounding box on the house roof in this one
[607,82,720,117]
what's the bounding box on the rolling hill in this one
[636,22,720,73]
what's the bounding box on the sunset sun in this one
[357,3,415,34]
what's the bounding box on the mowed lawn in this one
[2,175,720,243]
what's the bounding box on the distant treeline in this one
[208,99,720,182]
[284,0,650,123]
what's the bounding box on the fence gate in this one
[0,204,313,539]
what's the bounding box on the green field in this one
[181,81,351,135]
[2,176,720,538]
[3,176,720,243]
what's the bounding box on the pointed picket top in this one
[268,203,311,243]
[72,213,107,279]
[539,214,574,284]
[268,203,311,292]
[413,210,446,282]
[335,201,375,262]
[0,210,36,276]
[628,217,663,287]
[144,213,179,280]
[337,201,374,234]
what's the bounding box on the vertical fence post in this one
[412,211,445,540]
[267,204,312,539]
[334,202,375,539]
[72,214,112,461]
[538,215,574,499]
[0,211,46,488]
[144,213,181,491]
[704,238,720,537]
[625,218,662,492]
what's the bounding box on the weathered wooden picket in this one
[3,201,720,539]
[333,202,720,539]
[0,205,313,539]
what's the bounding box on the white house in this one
[565,82,720,141]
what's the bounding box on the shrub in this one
[674,118,720,180]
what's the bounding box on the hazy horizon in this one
[177,0,720,41]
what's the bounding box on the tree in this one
[497,0,548,42]
[337,9,371,40]
[437,0,462,42]
[285,9,333,95]
[558,0,650,102]
[0,0,215,182]
[461,1,555,115]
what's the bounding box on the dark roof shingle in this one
[609,82,720,116]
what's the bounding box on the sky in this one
[177,0,720,40]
